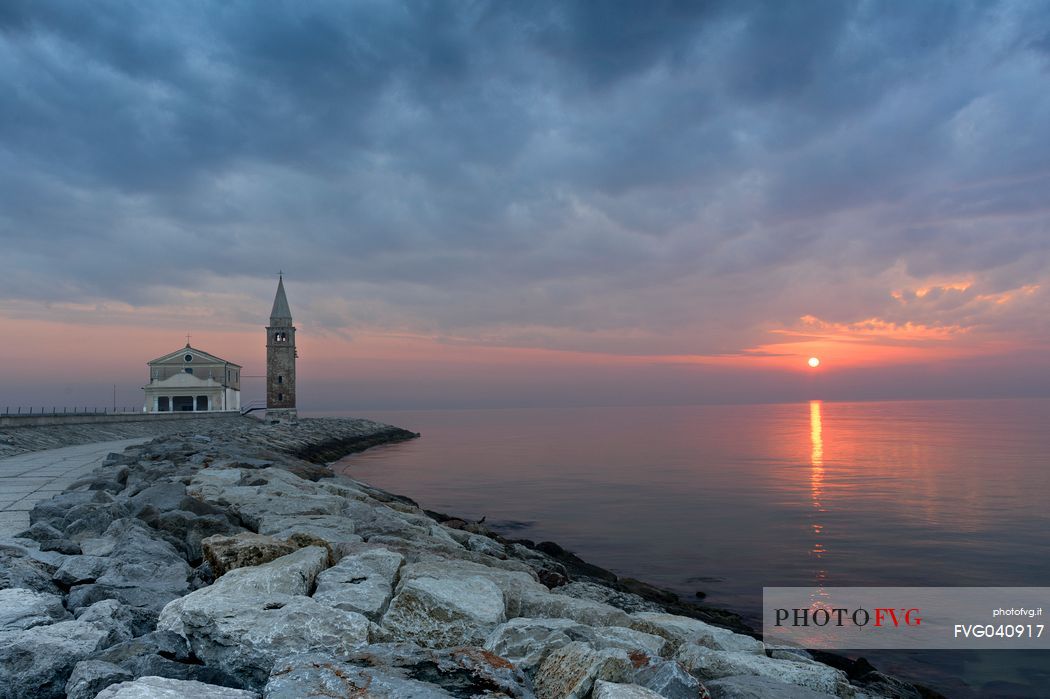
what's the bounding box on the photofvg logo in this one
[763,587,1050,650]
[775,606,922,628]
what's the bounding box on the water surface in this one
[331,399,1050,697]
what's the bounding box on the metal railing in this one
[240,400,267,416]
[2,407,140,416]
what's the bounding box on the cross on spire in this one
[185,333,191,347]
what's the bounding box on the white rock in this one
[484,618,668,672]
[158,592,372,688]
[483,617,578,670]
[264,653,454,699]
[398,558,543,617]
[533,641,633,699]
[95,675,259,698]
[675,644,850,697]
[588,625,669,659]
[382,575,506,648]
[257,514,360,545]
[462,532,507,558]
[213,545,329,596]
[313,548,404,619]
[186,468,245,501]
[705,674,838,698]
[520,588,633,628]
[0,588,70,631]
[630,612,765,654]
[593,680,666,698]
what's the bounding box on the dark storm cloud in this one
[2,0,1050,354]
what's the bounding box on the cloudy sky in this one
[3,0,1050,410]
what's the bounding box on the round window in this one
[184,354,193,362]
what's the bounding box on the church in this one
[142,277,297,414]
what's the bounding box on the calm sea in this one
[328,399,1050,698]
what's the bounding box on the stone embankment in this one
[0,415,250,459]
[0,417,936,698]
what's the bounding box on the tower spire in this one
[270,275,292,324]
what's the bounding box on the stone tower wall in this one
[266,325,296,409]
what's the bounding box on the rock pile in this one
[0,417,931,698]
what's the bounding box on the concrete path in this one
[0,438,150,538]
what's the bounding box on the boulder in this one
[592,680,666,698]
[158,591,371,689]
[66,583,176,632]
[312,547,404,619]
[210,545,329,595]
[86,519,192,593]
[0,587,70,631]
[587,626,669,659]
[263,653,454,698]
[187,470,347,531]
[202,533,296,576]
[19,522,69,546]
[95,675,259,698]
[382,575,506,648]
[0,546,61,594]
[258,514,361,547]
[484,618,667,672]
[398,558,543,617]
[62,502,133,542]
[29,491,113,528]
[520,588,633,628]
[89,630,242,688]
[557,581,663,614]
[145,510,245,562]
[0,620,110,699]
[64,660,133,699]
[322,644,531,697]
[461,532,507,558]
[484,617,579,670]
[126,483,188,514]
[630,612,765,654]
[705,674,837,698]
[675,645,849,697]
[54,555,109,585]
[73,599,136,646]
[632,659,704,698]
[533,641,633,699]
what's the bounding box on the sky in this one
[2,0,1050,411]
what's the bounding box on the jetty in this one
[0,417,932,698]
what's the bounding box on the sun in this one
[807,357,821,368]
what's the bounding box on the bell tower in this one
[266,274,297,414]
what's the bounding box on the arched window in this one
[277,375,283,384]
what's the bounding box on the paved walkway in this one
[0,438,150,538]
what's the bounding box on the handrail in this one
[240,400,267,416]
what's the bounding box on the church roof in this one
[148,345,242,367]
[270,276,293,324]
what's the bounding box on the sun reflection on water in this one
[810,400,829,605]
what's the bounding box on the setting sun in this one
[808,357,821,368]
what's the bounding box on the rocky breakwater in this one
[0,417,935,699]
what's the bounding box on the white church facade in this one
[143,345,242,412]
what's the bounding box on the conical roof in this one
[270,276,293,324]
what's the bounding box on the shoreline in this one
[0,417,940,698]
